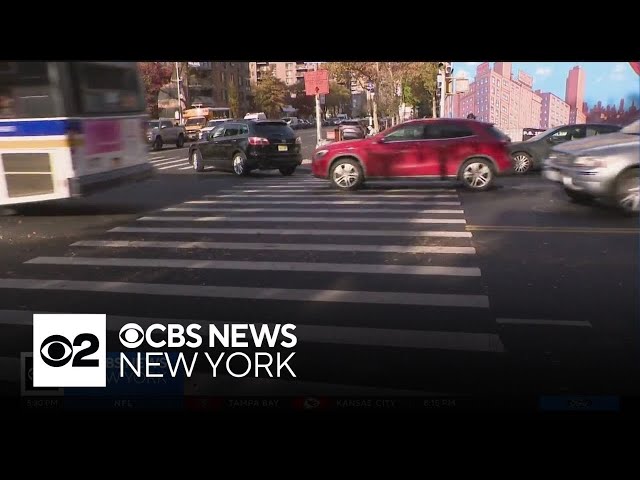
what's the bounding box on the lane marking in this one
[213,193,459,199]
[187,200,462,206]
[71,240,477,254]
[228,188,458,193]
[467,225,640,234]
[164,207,465,214]
[110,226,473,238]
[26,256,483,277]
[496,318,593,328]
[138,215,467,225]
[158,162,189,170]
[0,309,503,354]
[151,158,187,167]
[0,279,490,308]
[179,166,193,170]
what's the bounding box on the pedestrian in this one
[467,113,476,120]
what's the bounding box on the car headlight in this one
[314,149,329,159]
[573,156,606,168]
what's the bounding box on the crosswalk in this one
[148,150,191,171]
[0,175,508,395]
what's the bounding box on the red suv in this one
[311,118,512,191]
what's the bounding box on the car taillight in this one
[248,137,270,145]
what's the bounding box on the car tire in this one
[614,168,639,215]
[192,149,204,172]
[564,187,593,204]
[153,136,163,151]
[176,134,185,149]
[232,151,250,176]
[460,158,494,191]
[512,152,532,174]
[279,166,296,176]
[330,158,364,191]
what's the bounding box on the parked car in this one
[244,112,267,120]
[311,118,512,191]
[543,119,639,215]
[147,119,186,150]
[188,120,303,176]
[508,123,622,174]
[339,119,367,140]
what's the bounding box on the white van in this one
[244,112,267,120]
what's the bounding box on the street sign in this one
[366,81,375,92]
[455,78,469,94]
[304,70,330,96]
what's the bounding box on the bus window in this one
[71,62,144,115]
[0,62,62,118]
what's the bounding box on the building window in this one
[221,72,225,82]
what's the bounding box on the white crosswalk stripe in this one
[163,207,465,214]
[158,162,190,170]
[0,179,502,368]
[137,215,467,224]
[153,158,188,167]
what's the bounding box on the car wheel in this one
[564,187,592,204]
[192,150,204,172]
[615,168,639,215]
[512,152,532,174]
[330,158,363,191]
[279,166,296,176]
[232,152,249,176]
[176,134,185,148]
[461,159,494,191]
[153,136,163,151]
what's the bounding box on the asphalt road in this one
[0,162,638,408]
[144,126,323,174]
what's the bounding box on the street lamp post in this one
[175,62,182,124]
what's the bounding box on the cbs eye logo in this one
[33,314,106,388]
[119,323,144,348]
[40,333,99,368]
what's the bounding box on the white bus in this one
[0,62,152,206]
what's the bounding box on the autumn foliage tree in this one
[253,71,288,119]
[138,62,173,118]
[227,80,240,118]
[288,82,315,118]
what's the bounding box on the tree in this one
[138,62,173,118]
[228,80,240,118]
[326,62,382,131]
[288,82,315,118]
[325,81,350,117]
[253,69,288,119]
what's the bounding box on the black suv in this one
[188,120,303,176]
[508,123,622,174]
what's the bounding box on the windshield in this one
[254,122,294,136]
[186,117,206,127]
[147,121,159,129]
[621,119,639,135]
[525,127,557,141]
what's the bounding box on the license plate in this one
[278,145,288,152]
[562,176,573,187]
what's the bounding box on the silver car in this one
[543,120,639,214]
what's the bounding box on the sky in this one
[452,62,640,109]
